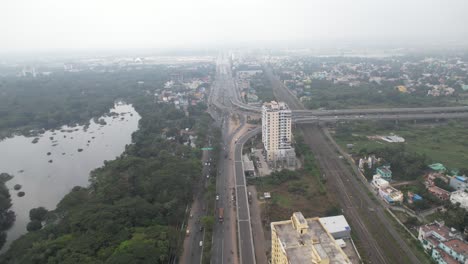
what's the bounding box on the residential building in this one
[378,185,403,204]
[271,212,351,264]
[450,176,468,191]
[428,186,451,201]
[371,174,389,190]
[376,165,392,181]
[418,221,468,264]
[450,190,468,210]
[262,101,295,167]
[429,163,447,173]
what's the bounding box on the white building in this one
[372,175,402,204]
[450,176,468,191]
[371,174,390,190]
[450,190,468,210]
[262,101,295,167]
[319,215,351,239]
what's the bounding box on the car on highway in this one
[199,241,203,247]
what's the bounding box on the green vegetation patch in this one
[334,120,468,174]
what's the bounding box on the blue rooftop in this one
[455,176,467,182]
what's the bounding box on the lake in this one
[0,103,140,251]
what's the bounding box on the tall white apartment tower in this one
[262,101,295,166]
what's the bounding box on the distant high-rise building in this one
[262,101,295,167]
[271,212,351,264]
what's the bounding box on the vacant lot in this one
[252,171,338,223]
[334,120,468,169]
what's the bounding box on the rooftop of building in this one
[443,239,468,257]
[421,221,460,241]
[451,190,468,199]
[428,186,450,195]
[376,166,392,174]
[272,212,351,263]
[372,177,389,186]
[454,175,467,183]
[319,215,351,236]
[434,248,459,264]
[429,163,446,172]
[380,186,401,196]
[262,101,290,111]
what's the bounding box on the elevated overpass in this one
[293,112,468,123]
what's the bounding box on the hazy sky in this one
[1,0,468,53]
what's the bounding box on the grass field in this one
[251,171,338,223]
[334,120,468,169]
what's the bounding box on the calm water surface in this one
[0,103,140,251]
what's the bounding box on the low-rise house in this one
[428,186,451,201]
[408,192,423,204]
[371,174,389,190]
[378,186,403,204]
[450,176,468,191]
[425,172,450,187]
[376,165,392,181]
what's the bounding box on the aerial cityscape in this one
[1,0,468,263]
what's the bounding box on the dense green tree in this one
[29,207,48,222]
[26,220,42,232]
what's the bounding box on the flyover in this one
[293,112,468,123]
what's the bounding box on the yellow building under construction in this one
[271,212,351,264]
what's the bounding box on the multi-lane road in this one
[208,55,257,264]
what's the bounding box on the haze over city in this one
[2,0,468,54]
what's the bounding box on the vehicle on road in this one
[199,241,203,247]
[218,207,224,222]
[186,229,190,236]
[216,195,219,201]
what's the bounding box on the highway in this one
[208,54,256,264]
[265,64,426,263]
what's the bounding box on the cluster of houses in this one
[232,57,264,105]
[419,221,468,264]
[269,55,468,101]
[358,156,404,204]
[360,157,468,210]
[424,163,468,210]
[155,76,211,111]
